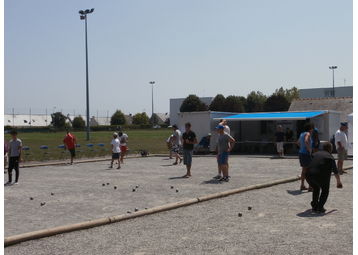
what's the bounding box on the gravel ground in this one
[4,155,353,254]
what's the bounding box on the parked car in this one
[153,125,161,129]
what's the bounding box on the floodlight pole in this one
[79,8,94,140]
[329,66,337,97]
[149,81,155,129]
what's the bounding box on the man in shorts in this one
[182,122,197,178]
[63,130,78,165]
[118,131,129,163]
[215,125,235,182]
[170,125,183,165]
[274,125,286,157]
[335,122,348,174]
[110,133,121,169]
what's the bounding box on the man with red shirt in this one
[63,130,78,165]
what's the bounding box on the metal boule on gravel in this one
[248,206,252,210]
[238,212,242,217]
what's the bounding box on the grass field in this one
[5,130,173,161]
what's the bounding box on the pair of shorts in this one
[311,141,320,149]
[171,144,180,154]
[112,153,120,159]
[68,148,76,158]
[167,142,172,150]
[4,153,8,165]
[183,149,193,165]
[299,153,312,167]
[337,148,348,160]
[218,151,229,165]
[120,145,127,153]
[276,142,284,152]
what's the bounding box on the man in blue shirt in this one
[194,133,211,154]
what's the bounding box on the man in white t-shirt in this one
[335,122,348,174]
[110,133,121,169]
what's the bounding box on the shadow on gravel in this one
[286,190,306,196]
[201,179,223,185]
[297,209,338,217]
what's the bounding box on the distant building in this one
[289,97,353,123]
[299,86,353,99]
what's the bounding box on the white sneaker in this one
[4,181,12,186]
[12,182,18,185]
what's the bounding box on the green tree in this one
[208,94,225,111]
[180,94,202,112]
[246,91,267,112]
[263,94,290,112]
[223,95,246,113]
[110,110,127,125]
[51,112,68,129]
[273,86,299,104]
[132,112,149,125]
[196,102,209,111]
[72,115,86,129]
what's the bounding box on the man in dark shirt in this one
[305,142,343,213]
[182,122,198,178]
[274,125,286,157]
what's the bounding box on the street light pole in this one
[79,8,94,140]
[329,66,337,97]
[149,81,155,129]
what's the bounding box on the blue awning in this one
[216,111,326,121]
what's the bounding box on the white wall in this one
[170,97,214,126]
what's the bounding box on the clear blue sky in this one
[3,0,353,118]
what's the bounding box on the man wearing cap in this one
[215,124,235,182]
[335,122,348,174]
[194,133,211,154]
[110,133,121,169]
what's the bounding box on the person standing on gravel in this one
[215,124,235,182]
[5,129,22,186]
[182,122,197,178]
[305,142,343,213]
[118,131,129,164]
[296,122,313,191]
[63,130,78,165]
[110,133,121,169]
[170,125,183,165]
[335,122,348,174]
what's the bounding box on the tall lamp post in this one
[79,8,94,140]
[149,81,155,129]
[329,66,337,97]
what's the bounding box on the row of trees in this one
[51,87,299,129]
[180,87,299,113]
[50,110,163,129]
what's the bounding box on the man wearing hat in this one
[215,124,235,182]
[194,133,211,154]
[335,122,348,174]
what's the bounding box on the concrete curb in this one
[4,175,301,247]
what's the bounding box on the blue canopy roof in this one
[221,111,326,121]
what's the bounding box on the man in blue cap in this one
[335,122,348,174]
[215,124,235,182]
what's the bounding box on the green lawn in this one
[6,129,173,161]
